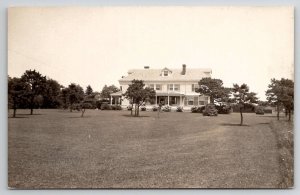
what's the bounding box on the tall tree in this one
[8,77,29,117]
[266,78,294,121]
[60,88,70,109]
[42,79,62,108]
[232,83,258,125]
[124,80,156,116]
[67,83,84,112]
[21,69,46,115]
[85,85,93,96]
[197,78,230,104]
[100,85,120,103]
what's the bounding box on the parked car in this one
[203,104,218,116]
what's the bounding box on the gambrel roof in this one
[119,67,212,82]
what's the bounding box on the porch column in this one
[167,95,169,106]
[110,95,113,105]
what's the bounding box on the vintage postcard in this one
[8,6,294,188]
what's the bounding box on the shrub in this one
[71,103,81,111]
[127,105,133,110]
[140,105,146,111]
[152,106,158,111]
[115,105,122,110]
[215,105,232,114]
[162,105,171,112]
[191,106,205,113]
[111,105,116,110]
[96,100,110,109]
[191,106,198,113]
[176,106,183,112]
[101,103,112,110]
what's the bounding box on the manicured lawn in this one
[8,109,286,188]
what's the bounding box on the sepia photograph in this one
[7,6,294,188]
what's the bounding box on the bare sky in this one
[8,6,294,100]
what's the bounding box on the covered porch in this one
[110,91,123,105]
[154,91,184,106]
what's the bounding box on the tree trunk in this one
[81,109,85,117]
[30,96,34,115]
[134,104,137,116]
[240,107,243,126]
[137,105,140,116]
[130,104,133,116]
[70,104,73,112]
[13,108,16,118]
[210,96,214,104]
[288,109,291,121]
[277,104,280,120]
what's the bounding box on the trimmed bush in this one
[176,106,183,112]
[152,106,158,111]
[115,105,122,110]
[127,105,133,110]
[215,105,232,114]
[101,103,112,110]
[140,106,146,111]
[162,105,171,112]
[191,106,205,113]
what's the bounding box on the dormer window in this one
[161,67,172,77]
[163,70,168,76]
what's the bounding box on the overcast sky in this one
[8,6,294,100]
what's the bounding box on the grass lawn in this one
[8,109,291,188]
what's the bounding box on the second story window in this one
[163,70,168,76]
[192,84,199,92]
[168,84,180,91]
[174,84,180,91]
[156,84,161,91]
[149,84,155,89]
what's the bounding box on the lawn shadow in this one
[257,122,270,125]
[220,123,250,127]
[17,113,42,116]
[122,114,150,118]
[67,116,92,118]
[8,116,29,118]
[257,115,285,118]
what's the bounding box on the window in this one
[156,84,161,91]
[168,84,180,91]
[188,97,194,106]
[199,101,205,105]
[164,70,168,76]
[170,97,179,105]
[149,84,155,89]
[174,84,180,91]
[192,84,199,92]
[204,96,209,101]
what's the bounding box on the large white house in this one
[111,64,212,108]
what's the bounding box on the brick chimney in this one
[144,66,150,69]
[181,64,186,75]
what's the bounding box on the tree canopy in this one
[20,69,47,115]
[231,83,258,125]
[266,78,294,121]
[100,85,120,99]
[124,80,156,116]
[85,85,93,96]
[197,77,230,104]
[8,77,30,117]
